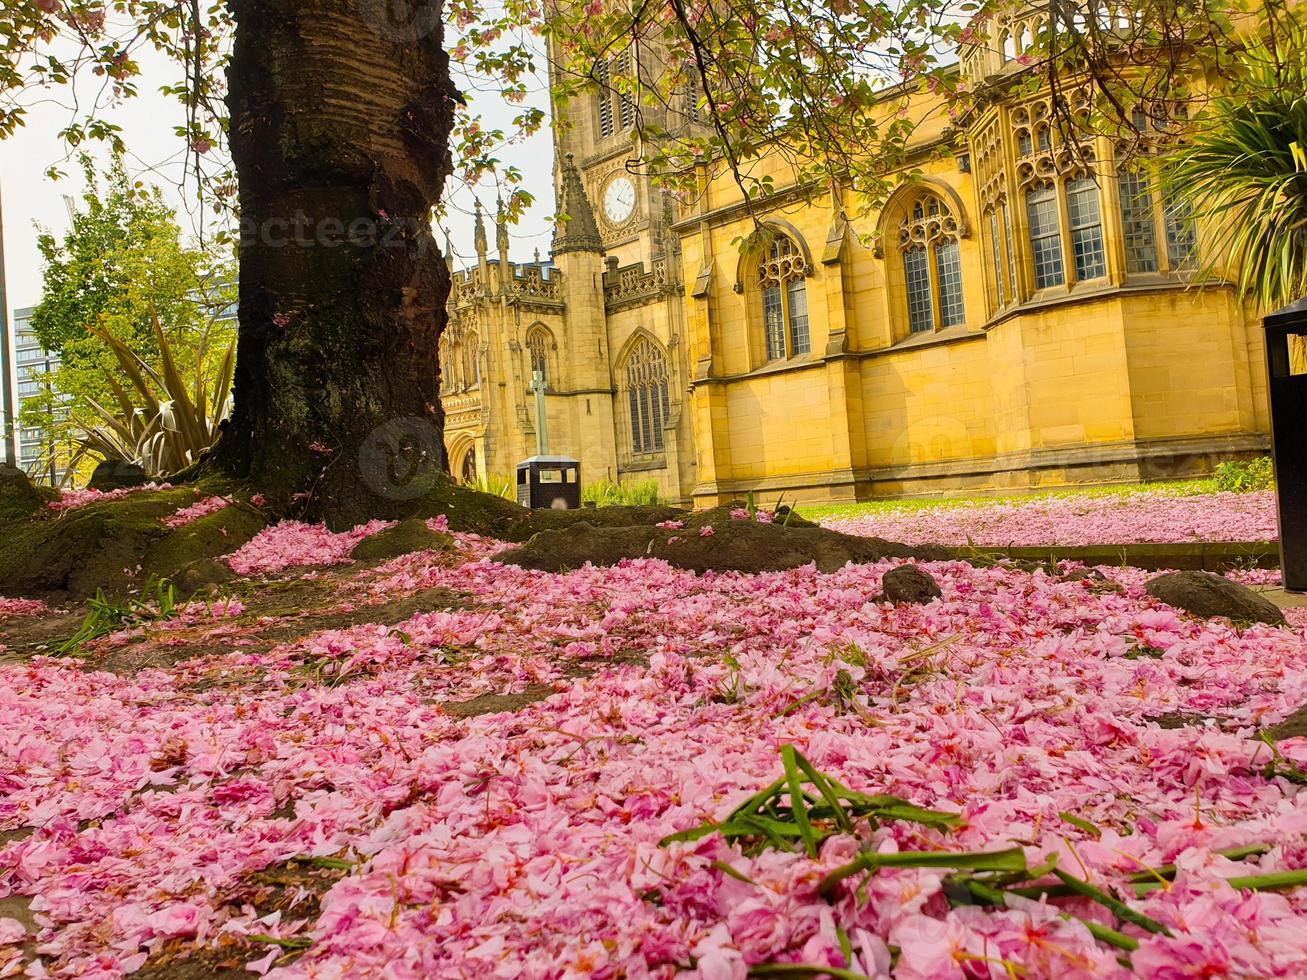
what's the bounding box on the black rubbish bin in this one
[516,456,582,510]
[1263,298,1307,592]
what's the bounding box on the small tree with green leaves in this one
[28,154,236,451]
[1167,20,1307,316]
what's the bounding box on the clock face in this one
[603,176,637,226]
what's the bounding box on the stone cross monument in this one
[532,370,549,457]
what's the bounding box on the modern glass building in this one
[11,307,71,485]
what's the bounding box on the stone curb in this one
[946,541,1280,572]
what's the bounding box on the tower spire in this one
[495,195,512,294]
[473,199,488,260]
[496,195,511,255]
[552,153,604,255]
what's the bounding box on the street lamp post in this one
[0,183,18,469]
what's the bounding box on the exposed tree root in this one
[495,508,951,575]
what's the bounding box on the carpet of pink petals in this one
[824,490,1278,547]
[1,519,1306,978]
[224,520,395,575]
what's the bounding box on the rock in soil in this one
[879,564,943,605]
[88,458,150,492]
[1145,570,1286,627]
[175,558,237,595]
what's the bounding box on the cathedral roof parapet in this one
[960,1,1139,87]
[449,259,565,312]
[603,256,680,312]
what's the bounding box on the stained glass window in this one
[626,338,670,455]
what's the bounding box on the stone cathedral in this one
[440,9,1271,507]
[439,42,697,503]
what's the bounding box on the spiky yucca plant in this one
[71,310,235,477]
[1168,22,1307,314]
[464,473,516,500]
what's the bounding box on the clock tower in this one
[448,26,703,506]
[548,38,700,269]
[601,175,637,230]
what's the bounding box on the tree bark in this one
[219,0,457,528]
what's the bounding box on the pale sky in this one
[0,36,558,313]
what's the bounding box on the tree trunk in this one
[219,0,456,528]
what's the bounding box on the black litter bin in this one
[1263,298,1307,592]
[516,456,581,510]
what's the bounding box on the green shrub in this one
[582,478,663,507]
[1214,456,1275,493]
[465,473,516,500]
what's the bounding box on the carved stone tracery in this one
[757,235,808,290]
[1010,90,1096,189]
[898,195,960,251]
[972,116,1008,213]
[450,264,563,311]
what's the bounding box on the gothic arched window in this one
[899,193,966,334]
[624,337,670,456]
[1026,180,1065,288]
[757,234,811,361]
[463,331,481,387]
[439,336,455,393]
[1118,165,1197,277]
[1010,92,1108,292]
[1066,176,1106,281]
[1023,175,1107,290]
[526,326,553,385]
[985,202,1016,311]
[1118,168,1158,274]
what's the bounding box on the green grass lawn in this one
[794,478,1221,524]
